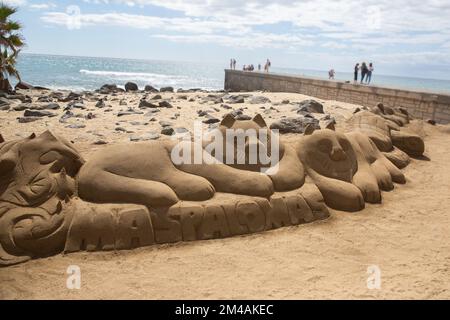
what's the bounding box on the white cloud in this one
[38,0,450,68]
[2,0,27,6]
[29,3,56,10]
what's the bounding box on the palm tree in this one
[0,3,24,91]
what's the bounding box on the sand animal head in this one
[0,131,84,207]
[0,131,83,266]
[207,113,282,171]
[299,126,357,182]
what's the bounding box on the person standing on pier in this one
[265,59,271,72]
[354,63,360,83]
[366,62,374,84]
[361,62,369,84]
[329,69,336,80]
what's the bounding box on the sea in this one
[16,53,450,94]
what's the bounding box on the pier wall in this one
[224,70,450,124]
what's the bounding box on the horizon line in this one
[19,51,450,83]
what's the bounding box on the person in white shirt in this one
[366,63,374,84]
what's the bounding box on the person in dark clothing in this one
[354,63,360,83]
[360,62,369,84]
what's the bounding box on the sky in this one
[5,0,450,80]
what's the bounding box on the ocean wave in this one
[79,69,192,85]
[79,69,221,90]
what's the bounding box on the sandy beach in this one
[0,88,449,300]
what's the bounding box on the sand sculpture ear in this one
[376,103,385,114]
[325,121,336,131]
[252,114,267,128]
[221,113,236,128]
[28,133,36,139]
[304,124,316,135]
[39,130,57,141]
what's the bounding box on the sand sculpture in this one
[0,110,425,266]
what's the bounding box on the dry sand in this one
[0,90,449,299]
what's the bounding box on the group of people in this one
[230,58,272,72]
[229,58,237,70]
[354,62,374,84]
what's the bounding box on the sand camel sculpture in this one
[0,111,425,266]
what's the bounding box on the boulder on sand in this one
[298,99,324,114]
[15,81,34,90]
[125,82,139,92]
[144,85,158,92]
[270,116,320,134]
[160,86,174,93]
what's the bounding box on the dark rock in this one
[95,99,106,108]
[144,85,158,92]
[59,111,74,123]
[15,81,34,90]
[69,101,86,110]
[130,132,160,141]
[270,117,320,134]
[298,99,324,114]
[427,119,436,125]
[13,103,32,111]
[7,94,32,103]
[93,140,108,145]
[65,123,86,129]
[119,99,128,106]
[202,94,223,104]
[221,104,232,109]
[37,96,52,103]
[117,109,144,117]
[59,92,82,102]
[115,127,127,132]
[98,84,124,94]
[44,103,61,110]
[161,127,175,136]
[24,110,56,118]
[151,94,162,100]
[159,101,173,108]
[175,127,189,134]
[249,96,271,104]
[281,99,290,104]
[160,86,174,93]
[125,82,139,92]
[85,112,96,120]
[139,100,158,109]
[18,117,41,123]
[226,95,245,104]
[159,121,173,127]
[202,116,220,124]
[144,109,160,116]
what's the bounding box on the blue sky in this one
[5,0,450,80]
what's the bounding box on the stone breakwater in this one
[224,70,450,124]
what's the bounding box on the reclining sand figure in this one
[77,114,305,207]
[0,112,425,266]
